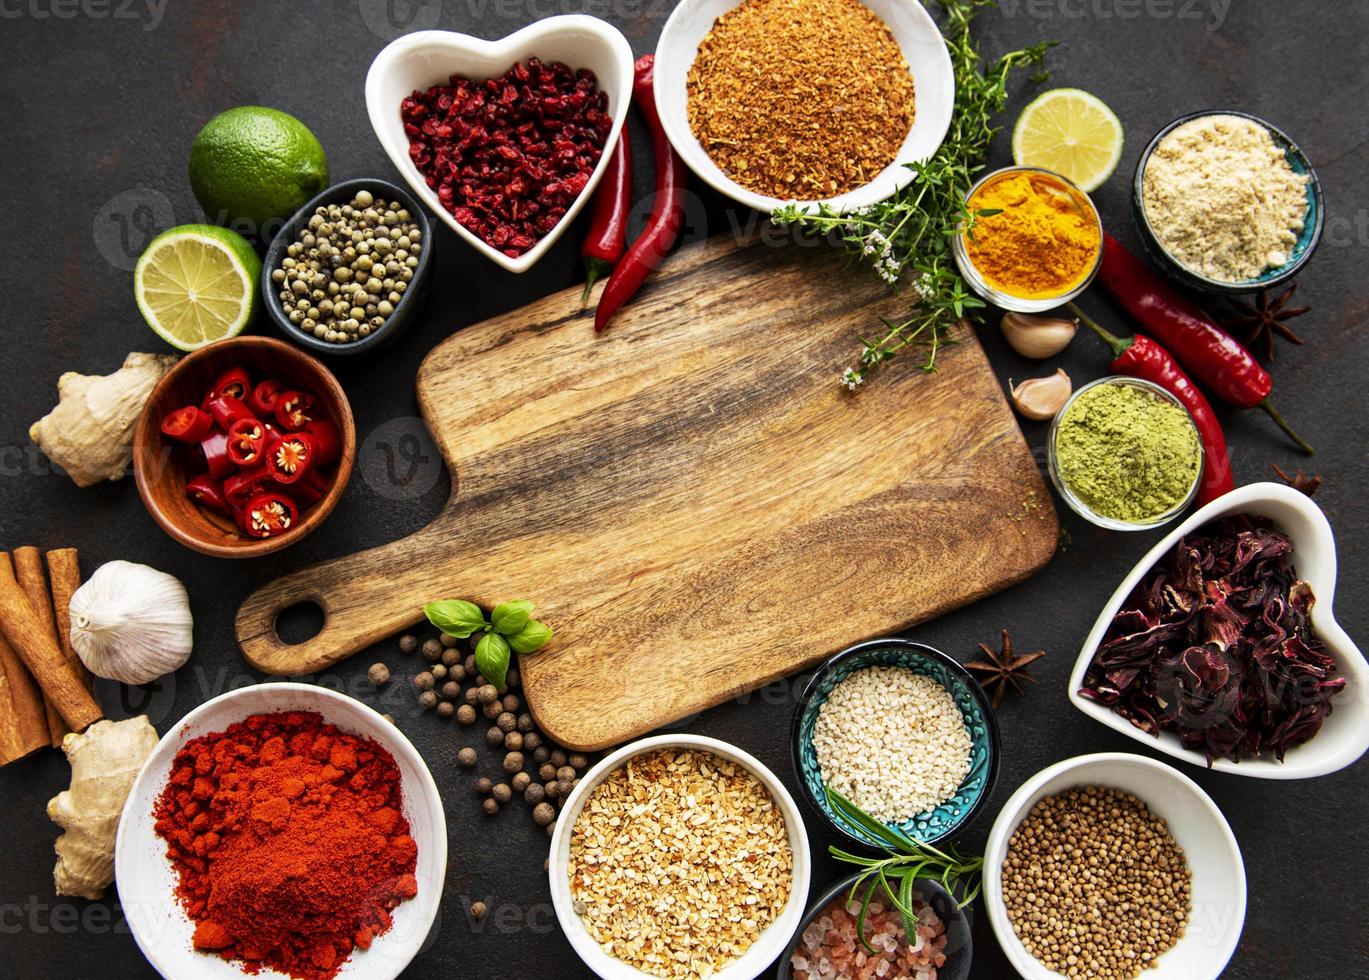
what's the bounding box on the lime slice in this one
[134,224,261,352]
[1013,88,1124,193]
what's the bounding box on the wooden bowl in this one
[132,337,355,558]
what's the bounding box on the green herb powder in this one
[1055,382,1201,523]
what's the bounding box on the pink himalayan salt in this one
[790,894,948,980]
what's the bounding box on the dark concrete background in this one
[1,1,1366,978]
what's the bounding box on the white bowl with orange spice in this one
[653,0,955,213]
[549,734,812,980]
[951,165,1104,313]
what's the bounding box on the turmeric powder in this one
[964,170,1101,298]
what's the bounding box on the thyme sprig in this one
[773,0,1053,388]
[825,786,984,954]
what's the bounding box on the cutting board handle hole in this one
[274,601,325,645]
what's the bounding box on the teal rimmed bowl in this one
[790,639,1000,849]
[1131,109,1323,296]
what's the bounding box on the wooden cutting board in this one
[236,234,1057,750]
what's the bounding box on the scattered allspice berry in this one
[457,747,478,768]
[568,753,588,769]
[539,763,557,782]
[464,654,477,674]
[506,668,520,687]
[517,713,535,734]
[477,684,499,705]
[486,727,505,747]
[556,765,576,783]
[440,633,459,649]
[492,783,513,804]
[399,634,418,653]
[475,777,493,795]
[457,704,477,725]
[512,772,531,792]
[471,901,487,920]
[482,701,503,721]
[442,648,462,668]
[503,751,525,773]
[533,746,550,764]
[436,702,455,719]
[422,638,443,661]
[550,750,567,767]
[557,778,575,798]
[431,663,448,681]
[417,690,438,711]
[504,731,524,751]
[523,731,541,751]
[464,687,481,706]
[496,712,517,733]
[502,694,520,712]
[367,663,391,686]
[413,672,435,692]
[482,798,500,816]
[525,783,546,805]
[441,680,461,700]
[532,802,556,826]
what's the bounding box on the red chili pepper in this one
[161,406,213,444]
[264,432,315,485]
[226,417,268,468]
[241,491,300,539]
[210,366,253,401]
[303,419,341,467]
[1097,234,1312,454]
[594,55,686,334]
[1070,305,1235,506]
[287,467,331,508]
[581,127,632,308]
[184,473,231,516]
[205,395,256,430]
[198,430,235,480]
[274,391,314,431]
[249,378,286,417]
[224,467,269,507]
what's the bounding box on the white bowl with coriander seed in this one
[983,753,1246,980]
[549,734,812,980]
[653,0,956,214]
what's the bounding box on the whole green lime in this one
[189,106,329,235]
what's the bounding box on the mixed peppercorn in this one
[401,58,611,257]
[161,365,339,540]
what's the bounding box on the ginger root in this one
[29,352,177,487]
[48,715,159,899]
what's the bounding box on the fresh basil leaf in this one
[491,600,534,636]
[424,599,487,638]
[475,632,511,689]
[508,619,552,654]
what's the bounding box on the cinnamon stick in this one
[13,547,67,745]
[0,553,102,733]
[0,563,57,762]
[45,549,92,691]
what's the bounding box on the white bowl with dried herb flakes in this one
[653,0,955,213]
[549,734,811,980]
[983,753,1246,980]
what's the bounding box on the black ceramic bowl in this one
[1131,109,1324,296]
[791,639,1001,851]
[775,872,973,980]
[262,177,433,356]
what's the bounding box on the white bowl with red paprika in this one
[132,337,355,558]
[365,16,634,273]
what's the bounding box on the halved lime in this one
[1013,88,1124,193]
[134,224,261,352]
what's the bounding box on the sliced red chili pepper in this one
[249,378,286,417]
[1071,304,1235,506]
[198,430,235,480]
[287,467,331,508]
[224,466,269,507]
[185,473,231,516]
[205,395,256,430]
[226,417,268,468]
[161,406,213,444]
[211,366,253,402]
[265,432,315,485]
[274,391,314,431]
[241,491,300,539]
[303,419,340,467]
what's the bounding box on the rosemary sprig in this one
[825,786,984,954]
[773,0,1054,388]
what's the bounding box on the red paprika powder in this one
[153,711,419,980]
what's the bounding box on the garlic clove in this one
[1010,369,1073,421]
[1001,312,1078,359]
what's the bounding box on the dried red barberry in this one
[402,59,609,257]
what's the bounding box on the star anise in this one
[1220,282,1310,362]
[1271,463,1322,498]
[965,629,1046,709]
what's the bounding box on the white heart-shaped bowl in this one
[114,684,447,980]
[549,734,812,980]
[1068,481,1369,779]
[365,17,633,274]
[653,0,955,214]
[983,753,1246,980]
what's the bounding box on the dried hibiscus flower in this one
[1079,514,1344,765]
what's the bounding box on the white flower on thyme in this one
[841,367,864,390]
[914,273,937,302]
[860,345,880,366]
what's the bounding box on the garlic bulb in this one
[68,561,193,685]
[1001,312,1078,359]
[1010,370,1073,421]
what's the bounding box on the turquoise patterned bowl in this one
[790,639,1000,849]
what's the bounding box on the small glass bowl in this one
[951,165,1104,313]
[1046,376,1204,532]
